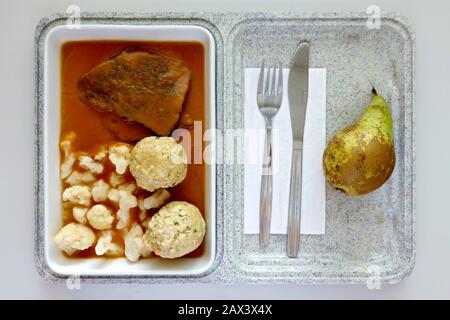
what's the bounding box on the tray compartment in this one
[35,13,225,282]
[224,16,414,283]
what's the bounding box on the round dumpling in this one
[143,201,205,258]
[130,137,187,192]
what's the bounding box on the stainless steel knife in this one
[287,42,309,257]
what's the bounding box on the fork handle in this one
[259,127,273,247]
[287,146,303,257]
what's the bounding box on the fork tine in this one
[257,59,265,94]
[264,67,270,94]
[278,63,283,95]
[270,66,276,94]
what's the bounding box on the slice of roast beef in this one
[77,50,190,136]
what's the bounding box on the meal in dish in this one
[54,41,206,262]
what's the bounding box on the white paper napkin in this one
[244,68,327,234]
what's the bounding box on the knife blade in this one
[287,42,309,257]
[288,42,309,143]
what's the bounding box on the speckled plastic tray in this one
[35,12,415,284]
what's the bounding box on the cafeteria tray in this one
[35,11,415,284]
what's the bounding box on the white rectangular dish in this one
[42,24,216,277]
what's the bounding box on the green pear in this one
[323,89,395,196]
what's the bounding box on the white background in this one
[0,0,449,299]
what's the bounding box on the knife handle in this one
[259,127,273,248]
[287,146,303,257]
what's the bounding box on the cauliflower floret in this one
[61,153,76,180]
[62,185,91,206]
[107,188,120,203]
[86,204,114,230]
[109,172,125,187]
[66,170,96,186]
[116,209,130,230]
[124,223,150,262]
[119,190,137,210]
[60,132,76,158]
[118,182,137,194]
[59,133,84,182]
[116,190,138,229]
[95,230,124,256]
[138,198,147,221]
[79,155,104,174]
[53,223,95,255]
[106,188,137,229]
[109,144,131,174]
[142,189,170,210]
[94,147,107,161]
[91,179,110,202]
[72,206,88,224]
[108,188,120,203]
[130,137,187,192]
[137,189,169,221]
[141,243,152,258]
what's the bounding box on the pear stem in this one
[372,87,378,95]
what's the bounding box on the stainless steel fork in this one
[257,61,283,248]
